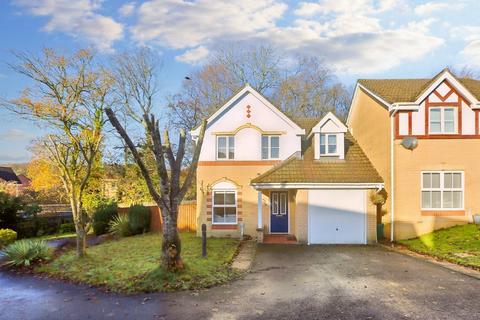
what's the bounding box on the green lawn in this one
[36,232,240,293]
[398,224,480,269]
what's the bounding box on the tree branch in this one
[178,119,206,200]
[105,107,162,205]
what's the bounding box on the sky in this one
[0,0,479,163]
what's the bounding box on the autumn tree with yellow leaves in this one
[3,49,113,257]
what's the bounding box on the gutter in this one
[251,182,385,190]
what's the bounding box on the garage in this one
[308,189,366,244]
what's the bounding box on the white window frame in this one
[421,171,464,211]
[212,190,237,225]
[216,136,234,160]
[261,135,280,160]
[428,107,457,134]
[319,133,338,156]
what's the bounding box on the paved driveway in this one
[1,245,479,319]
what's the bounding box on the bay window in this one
[421,171,463,210]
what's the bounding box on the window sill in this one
[421,210,465,216]
[212,224,238,230]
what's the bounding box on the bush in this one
[93,203,118,236]
[0,228,17,248]
[128,205,151,235]
[0,192,23,229]
[109,214,131,237]
[59,223,75,234]
[15,220,38,238]
[3,239,51,267]
[36,218,60,236]
[23,204,42,218]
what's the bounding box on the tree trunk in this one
[71,197,87,258]
[161,205,183,271]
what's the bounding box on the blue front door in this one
[270,191,288,233]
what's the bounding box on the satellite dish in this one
[401,137,418,150]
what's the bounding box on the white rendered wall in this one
[199,91,302,161]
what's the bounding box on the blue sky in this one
[0,0,479,163]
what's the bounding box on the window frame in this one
[212,190,237,225]
[319,133,338,156]
[261,135,280,160]
[216,135,235,160]
[421,171,464,211]
[428,107,458,134]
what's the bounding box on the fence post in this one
[202,223,207,257]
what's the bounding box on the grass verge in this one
[398,224,480,269]
[36,232,241,293]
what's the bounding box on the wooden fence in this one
[118,201,197,232]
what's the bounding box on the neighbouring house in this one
[0,166,22,196]
[17,174,31,193]
[191,85,383,244]
[348,68,480,241]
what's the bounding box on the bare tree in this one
[106,48,206,270]
[449,65,480,79]
[3,49,112,257]
[168,45,351,131]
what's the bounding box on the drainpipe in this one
[390,109,396,243]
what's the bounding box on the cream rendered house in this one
[191,85,383,244]
[348,68,480,241]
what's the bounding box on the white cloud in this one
[131,0,288,49]
[414,2,452,15]
[119,2,136,17]
[455,26,480,66]
[13,0,123,51]
[461,40,480,66]
[295,0,401,17]
[128,0,443,73]
[175,46,210,64]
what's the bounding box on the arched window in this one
[212,181,237,224]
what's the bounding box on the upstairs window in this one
[320,134,337,155]
[217,136,234,160]
[261,136,280,159]
[422,171,463,210]
[429,107,456,134]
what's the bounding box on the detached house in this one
[191,85,383,244]
[348,68,480,240]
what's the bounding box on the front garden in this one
[398,224,480,269]
[36,232,240,293]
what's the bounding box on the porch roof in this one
[251,133,383,186]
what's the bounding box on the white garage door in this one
[308,190,366,244]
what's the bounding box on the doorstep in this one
[263,234,298,244]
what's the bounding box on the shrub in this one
[3,239,51,267]
[127,205,151,235]
[0,228,17,248]
[109,214,131,237]
[59,223,75,234]
[36,217,60,236]
[0,192,23,229]
[93,203,118,236]
[23,203,42,218]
